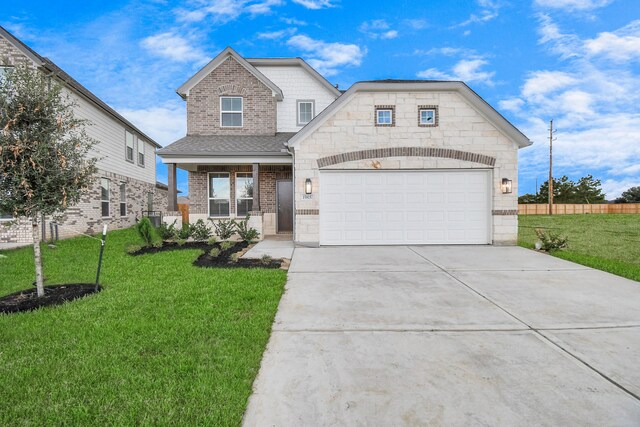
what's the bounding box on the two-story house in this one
[159,47,531,246]
[0,26,166,244]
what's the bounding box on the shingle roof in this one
[157,133,296,157]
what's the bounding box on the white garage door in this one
[320,170,491,245]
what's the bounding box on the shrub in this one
[220,240,235,251]
[136,217,160,247]
[535,228,569,251]
[177,223,193,240]
[209,247,221,258]
[176,238,186,247]
[233,214,260,242]
[211,218,236,240]
[152,240,163,249]
[260,254,273,266]
[230,253,239,262]
[207,236,217,246]
[191,219,212,242]
[126,244,142,254]
[157,220,178,241]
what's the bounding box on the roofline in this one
[287,81,532,149]
[157,151,291,158]
[248,57,341,97]
[0,25,161,149]
[176,47,284,101]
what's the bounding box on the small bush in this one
[211,218,236,240]
[207,236,217,246]
[209,247,221,258]
[233,214,260,242]
[157,220,178,241]
[177,223,193,240]
[126,244,142,254]
[176,238,186,247]
[192,219,212,242]
[230,253,239,262]
[152,240,163,249]
[535,228,569,251]
[220,240,235,251]
[136,217,160,247]
[260,254,273,266]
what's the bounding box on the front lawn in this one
[518,214,640,282]
[0,228,287,425]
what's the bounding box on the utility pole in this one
[548,120,556,215]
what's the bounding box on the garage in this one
[319,170,491,245]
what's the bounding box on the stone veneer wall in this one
[0,170,161,244]
[293,90,520,245]
[0,36,33,67]
[186,56,277,136]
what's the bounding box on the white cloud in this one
[521,70,577,98]
[257,27,297,39]
[118,104,186,147]
[287,34,365,76]
[175,0,284,23]
[403,19,428,30]
[291,0,335,9]
[417,58,495,85]
[280,17,308,26]
[498,97,525,113]
[536,13,581,59]
[533,0,613,11]
[359,20,399,39]
[140,32,208,63]
[584,20,640,62]
[454,0,500,27]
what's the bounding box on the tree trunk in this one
[32,218,45,297]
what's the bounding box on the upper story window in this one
[418,105,439,127]
[138,139,145,166]
[220,96,243,127]
[125,131,135,162]
[297,100,315,126]
[375,105,395,127]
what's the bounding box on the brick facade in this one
[0,170,167,244]
[0,37,33,67]
[186,56,277,136]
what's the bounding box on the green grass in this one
[518,214,640,282]
[0,228,287,426]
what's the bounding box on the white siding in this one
[254,65,338,132]
[69,89,156,185]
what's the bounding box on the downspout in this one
[284,144,296,244]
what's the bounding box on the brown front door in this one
[276,180,293,233]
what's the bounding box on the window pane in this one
[209,174,230,199]
[231,97,242,111]
[421,110,434,124]
[377,110,391,124]
[221,97,242,112]
[138,153,145,165]
[236,175,254,200]
[120,203,126,217]
[209,199,230,216]
[299,102,313,124]
[237,199,253,216]
[101,179,109,200]
[222,112,242,126]
[102,201,109,217]
[221,97,232,111]
[126,147,133,160]
[126,132,134,160]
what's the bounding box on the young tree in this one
[0,65,97,297]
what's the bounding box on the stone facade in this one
[0,37,33,67]
[293,90,519,245]
[187,165,292,236]
[1,170,166,244]
[186,56,277,136]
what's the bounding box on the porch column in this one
[252,163,260,212]
[168,163,178,211]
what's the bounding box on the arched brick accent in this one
[317,147,496,168]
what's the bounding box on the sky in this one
[2,0,639,198]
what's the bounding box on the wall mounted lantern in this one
[305,178,313,195]
[501,178,513,194]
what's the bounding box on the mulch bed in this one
[0,284,102,314]
[193,253,283,269]
[128,241,216,256]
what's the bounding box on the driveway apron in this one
[243,246,640,426]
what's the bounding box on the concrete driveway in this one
[243,246,640,426]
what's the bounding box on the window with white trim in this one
[418,106,438,127]
[138,139,145,166]
[125,131,134,162]
[120,183,127,216]
[220,96,243,127]
[297,100,314,126]
[236,173,254,217]
[101,178,110,218]
[375,106,395,126]
[208,173,230,217]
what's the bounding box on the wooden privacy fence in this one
[177,203,189,223]
[518,203,640,215]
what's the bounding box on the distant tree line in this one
[519,175,640,204]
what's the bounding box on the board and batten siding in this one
[255,65,338,133]
[70,89,156,185]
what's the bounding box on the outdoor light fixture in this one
[501,178,513,194]
[305,178,312,195]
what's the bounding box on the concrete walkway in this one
[243,246,640,426]
[241,237,294,260]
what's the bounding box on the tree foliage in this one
[0,65,98,218]
[614,186,640,203]
[518,175,606,204]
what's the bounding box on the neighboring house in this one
[159,47,532,246]
[0,26,164,244]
